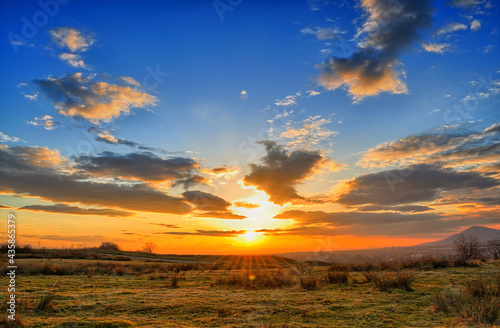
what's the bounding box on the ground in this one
[2,257,500,327]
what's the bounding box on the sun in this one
[243,230,257,242]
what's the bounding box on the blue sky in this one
[1,0,499,253]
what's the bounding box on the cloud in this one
[356,204,433,213]
[318,0,433,100]
[0,146,192,214]
[75,151,202,185]
[58,53,89,69]
[447,0,480,9]
[88,127,165,153]
[183,190,246,219]
[22,234,129,243]
[23,92,38,101]
[149,223,182,229]
[436,22,468,35]
[300,27,344,40]
[243,141,337,205]
[272,209,500,236]
[34,73,157,124]
[275,92,301,106]
[337,163,499,206]
[470,19,481,31]
[306,90,321,96]
[0,132,22,143]
[155,230,246,237]
[422,43,451,54]
[202,166,240,178]
[276,115,338,150]
[19,203,133,217]
[27,115,59,131]
[49,27,95,52]
[357,124,500,169]
[233,201,260,209]
[173,175,210,190]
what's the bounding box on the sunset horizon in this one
[1,0,499,256]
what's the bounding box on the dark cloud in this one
[273,210,500,236]
[356,204,433,213]
[154,230,246,237]
[0,146,192,214]
[173,175,210,190]
[22,234,130,243]
[319,0,433,100]
[337,164,499,206]
[75,151,201,184]
[243,141,331,205]
[183,190,246,220]
[19,203,133,217]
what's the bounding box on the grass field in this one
[2,255,499,327]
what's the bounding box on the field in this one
[2,252,500,327]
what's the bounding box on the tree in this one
[486,239,500,260]
[142,242,157,254]
[99,241,120,251]
[454,234,483,261]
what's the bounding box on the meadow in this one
[1,251,499,327]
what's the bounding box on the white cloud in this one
[50,27,95,52]
[275,92,302,106]
[470,19,481,31]
[422,43,452,54]
[27,115,59,131]
[301,27,344,40]
[306,90,321,97]
[436,23,468,35]
[58,53,88,69]
[0,132,21,143]
[23,92,39,101]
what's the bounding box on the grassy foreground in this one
[2,257,499,327]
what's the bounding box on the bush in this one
[98,242,120,251]
[371,271,415,292]
[434,278,500,325]
[325,265,349,284]
[299,276,318,291]
[433,290,459,313]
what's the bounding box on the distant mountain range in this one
[417,226,500,247]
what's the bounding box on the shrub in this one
[433,290,459,313]
[434,278,500,325]
[36,293,55,311]
[371,271,415,292]
[299,276,318,290]
[170,274,180,288]
[325,265,349,284]
[361,270,377,283]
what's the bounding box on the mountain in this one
[418,226,500,247]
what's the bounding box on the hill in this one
[417,226,500,247]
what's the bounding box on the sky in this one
[0,0,499,255]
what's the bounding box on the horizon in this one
[1,0,500,255]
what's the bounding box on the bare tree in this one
[454,234,483,261]
[142,242,157,254]
[486,239,500,260]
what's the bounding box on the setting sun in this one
[243,230,257,242]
